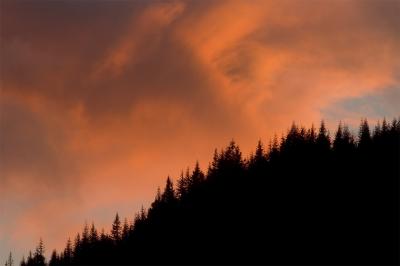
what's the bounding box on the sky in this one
[1,0,399,262]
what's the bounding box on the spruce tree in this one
[33,239,45,266]
[111,213,122,242]
[253,140,267,165]
[268,135,280,163]
[177,171,188,199]
[82,222,89,247]
[316,120,331,152]
[333,122,343,152]
[189,162,205,190]
[89,223,98,244]
[26,252,33,266]
[20,256,26,266]
[64,238,72,265]
[73,233,81,260]
[358,119,371,150]
[122,218,130,240]
[49,250,58,266]
[162,177,176,204]
[5,252,13,266]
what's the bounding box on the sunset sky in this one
[1,0,399,261]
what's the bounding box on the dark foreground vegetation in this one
[19,118,399,265]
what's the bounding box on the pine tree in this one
[111,213,122,242]
[5,252,13,266]
[207,149,220,177]
[189,161,205,190]
[177,170,188,199]
[342,125,353,143]
[140,206,146,220]
[89,223,98,244]
[64,238,73,264]
[390,118,400,134]
[307,124,317,144]
[26,252,33,266]
[33,239,45,266]
[382,118,389,134]
[122,218,130,240]
[20,256,26,266]
[73,233,81,259]
[316,120,331,153]
[255,140,264,160]
[162,177,176,204]
[224,140,243,166]
[358,119,371,150]
[373,121,381,141]
[82,222,89,244]
[100,228,108,242]
[333,122,343,149]
[150,187,163,212]
[254,140,267,163]
[268,135,280,163]
[49,250,58,266]
[155,187,162,202]
[286,122,300,148]
[133,212,142,228]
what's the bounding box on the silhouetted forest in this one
[19,118,399,265]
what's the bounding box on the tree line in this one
[17,118,400,265]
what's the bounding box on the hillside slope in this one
[23,119,400,265]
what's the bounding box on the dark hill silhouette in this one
[20,118,399,265]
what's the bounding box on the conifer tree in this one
[358,119,371,150]
[49,250,58,266]
[316,120,331,152]
[149,187,163,214]
[111,213,122,242]
[140,206,146,220]
[189,161,204,190]
[373,121,381,141]
[5,252,13,266]
[342,125,353,144]
[307,124,317,145]
[33,239,45,266]
[100,229,107,242]
[162,177,176,204]
[64,238,73,265]
[249,140,268,174]
[26,252,33,266]
[177,170,188,199]
[268,135,280,163]
[82,222,89,247]
[333,122,343,152]
[382,118,389,134]
[122,218,130,240]
[224,140,243,166]
[207,149,220,177]
[390,118,400,134]
[73,233,81,259]
[89,223,98,244]
[254,140,267,164]
[20,256,26,266]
